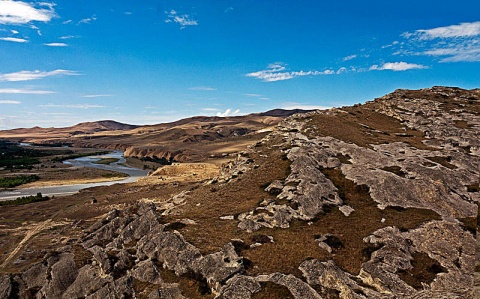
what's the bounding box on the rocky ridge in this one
[0,87,478,298]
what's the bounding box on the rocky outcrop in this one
[1,87,478,298]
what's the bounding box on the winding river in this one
[0,151,148,201]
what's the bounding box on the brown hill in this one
[0,120,138,139]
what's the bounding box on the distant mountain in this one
[258,108,314,117]
[0,120,138,138]
[71,120,139,133]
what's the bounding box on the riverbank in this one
[0,150,148,201]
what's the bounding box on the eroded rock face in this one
[2,87,479,298]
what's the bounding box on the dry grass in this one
[171,135,440,280]
[306,106,433,150]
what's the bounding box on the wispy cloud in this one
[342,54,357,61]
[404,21,480,40]
[82,94,114,98]
[244,93,262,97]
[0,1,56,25]
[401,21,480,62]
[189,86,216,91]
[216,109,240,117]
[165,10,198,29]
[246,63,334,82]
[60,35,79,40]
[0,70,79,82]
[0,37,28,43]
[369,62,428,71]
[40,104,105,109]
[44,42,68,47]
[202,108,220,111]
[0,88,54,94]
[77,15,97,25]
[0,100,21,105]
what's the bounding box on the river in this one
[0,151,148,201]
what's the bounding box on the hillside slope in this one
[0,87,478,298]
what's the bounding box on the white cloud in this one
[0,37,28,43]
[0,69,79,82]
[342,54,357,61]
[400,21,480,62]
[405,21,480,40]
[369,62,428,71]
[423,46,480,62]
[0,1,56,24]
[77,15,97,25]
[189,86,216,91]
[246,63,335,82]
[202,108,220,111]
[165,10,198,29]
[0,88,54,94]
[44,42,67,47]
[244,93,262,97]
[60,35,78,39]
[0,100,21,104]
[62,20,72,24]
[216,109,240,117]
[82,94,114,98]
[11,30,18,34]
[336,67,348,74]
[40,104,105,109]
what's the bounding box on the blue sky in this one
[0,0,479,129]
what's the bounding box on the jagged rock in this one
[0,275,11,299]
[21,262,48,291]
[131,259,163,285]
[148,284,185,299]
[64,265,111,298]
[39,253,79,298]
[300,259,385,299]
[197,243,244,293]
[218,275,261,299]
[86,276,134,299]
[257,273,322,299]
[339,205,355,216]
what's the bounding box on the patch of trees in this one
[139,156,175,165]
[0,140,71,169]
[0,175,40,189]
[0,192,49,206]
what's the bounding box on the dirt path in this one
[1,218,68,268]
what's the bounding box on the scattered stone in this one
[339,205,355,216]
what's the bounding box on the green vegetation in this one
[52,151,110,162]
[138,155,175,165]
[94,158,120,165]
[0,175,40,189]
[0,192,49,206]
[0,140,72,169]
[101,172,129,178]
